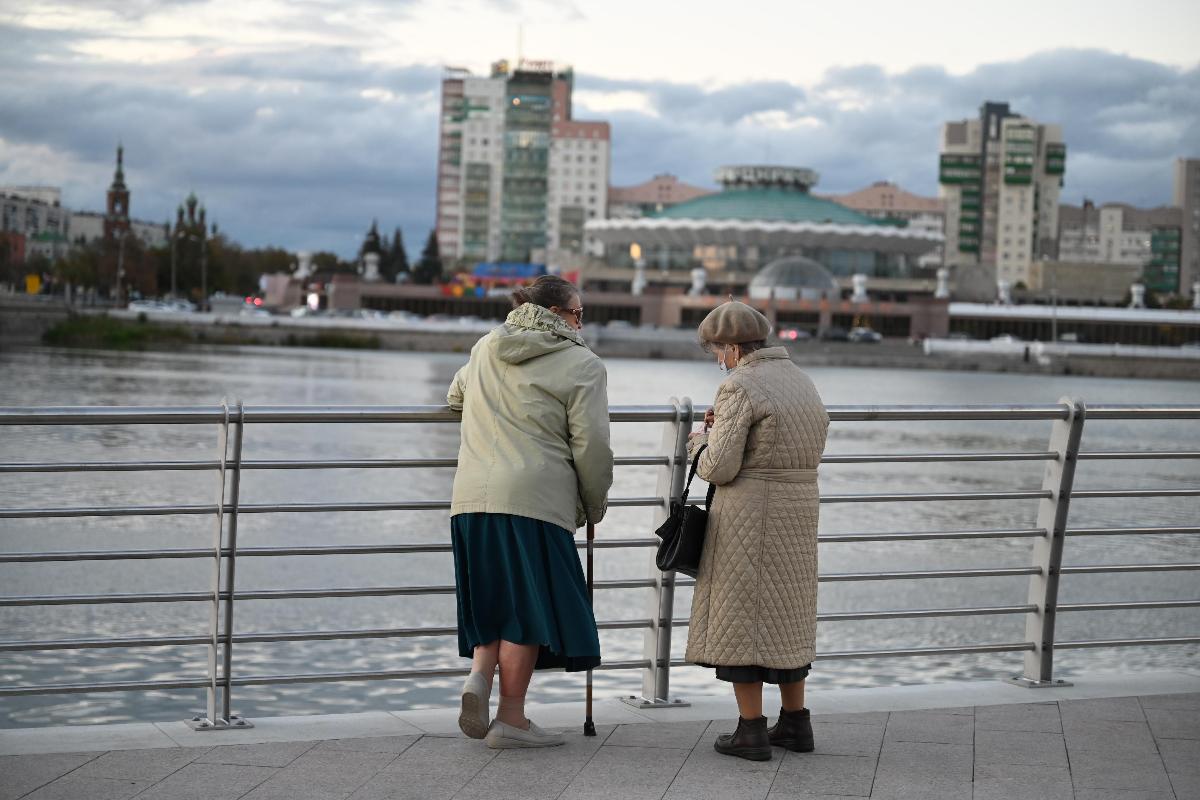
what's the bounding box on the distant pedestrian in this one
[447,275,613,749]
[686,301,829,760]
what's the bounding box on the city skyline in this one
[1,0,1197,258]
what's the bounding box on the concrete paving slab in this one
[194,740,317,767]
[0,751,102,800]
[0,723,176,756]
[453,728,611,800]
[1158,738,1200,777]
[973,729,1068,767]
[1138,691,1200,710]
[810,711,888,726]
[1144,707,1200,740]
[73,746,212,783]
[971,763,1073,800]
[348,737,497,800]
[867,775,972,800]
[1059,696,1146,722]
[874,740,973,783]
[883,711,974,745]
[239,749,396,800]
[1067,749,1175,793]
[974,702,1062,733]
[19,774,149,800]
[154,711,423,748]
[661,742,781,800]
[130,762,278,800]
[1062,718,1159,754]
[309,735,420,755]
[604,720,710,750]
[809,721,885,757]
[1166,770,1200,800]
[1072,790,1182,800]
[769,753,876,797]
[558,744,690,800]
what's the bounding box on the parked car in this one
[819,326,849,341]
[946,331,972,341]
[848,327,882,343]
[990,334,1021,344]
[777,327,812,342]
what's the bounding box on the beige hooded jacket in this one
[447,303,613,532]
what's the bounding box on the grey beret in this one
[697,301,771,345]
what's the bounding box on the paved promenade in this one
[2,675,1198,799]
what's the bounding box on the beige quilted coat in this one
[685,347,829,669]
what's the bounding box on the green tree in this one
[388,228,409,281]
[412,230,442,285]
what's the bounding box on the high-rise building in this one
[939,102,1065,295]
[435,59,609,265]
[1174,158,1200,298]
[1058,201,1182,294]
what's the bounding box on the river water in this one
[0,345,1197,728]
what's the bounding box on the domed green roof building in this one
[585,165,941,291]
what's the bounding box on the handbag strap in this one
[681,441,715,510]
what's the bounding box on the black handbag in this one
[653,444,716,577]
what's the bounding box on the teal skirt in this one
[451,512,601,672]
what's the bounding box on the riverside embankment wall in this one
[9,305,1200,380]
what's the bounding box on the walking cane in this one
[584,520,597,736]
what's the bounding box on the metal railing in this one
[1,399,1198,727]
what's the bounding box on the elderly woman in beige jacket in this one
[686,301,829,761]
[448,275,613,750]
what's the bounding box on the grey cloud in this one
[2,31,1196,259]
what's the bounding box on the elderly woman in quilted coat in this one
[686,300,829,761]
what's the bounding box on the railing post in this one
[623,396,692,709]
[219,399,251,727]
[1008,396,1085,688]
[189,400,230,729]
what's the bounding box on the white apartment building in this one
[436,59,609,265]
[940,102,1065,295]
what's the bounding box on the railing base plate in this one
[620,695,691,709]
[1004,676,1074,689]
[186,714,255,731]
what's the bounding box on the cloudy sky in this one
[2,0,1198,258]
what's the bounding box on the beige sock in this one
[497,695,527,728]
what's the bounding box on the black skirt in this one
[706,663,812,684]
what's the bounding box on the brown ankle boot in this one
[714,715,772,761]
[768,707,814,752]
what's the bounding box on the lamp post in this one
[199,230,209,311]
[113,230,128,306]
[170,230,178,300]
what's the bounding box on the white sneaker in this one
[484,719,565,749]
[458,673,490,739]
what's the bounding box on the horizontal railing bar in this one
[669,642,1037,666]
[1078,451,1200,460]
[0,538,662,563]
[1083,405,1200,420]
[0,455,670,474]
[819,528,1046,543]
[0,530,1051,563]
[0,407,228,425]
[0,634,211,651]
[1057,600,1200,612]
[820,567,1040,581]
[1067,526,1200,536]
[0,591,215,606]
[0,566,1041,606]
[228,660,653,687]
[668,604,1037,626]
[1070,488,1200,499]
[821,452,1057,464]
[1055,637,1200,649]
[0,496,664,519]
[6,403,1196,429]
[0,618,656,652]
[1058,563,1200,574]
[0,678,213,697]
[819,490,1051,504]
[682,491,1052,507]
[824,405,1069,421]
